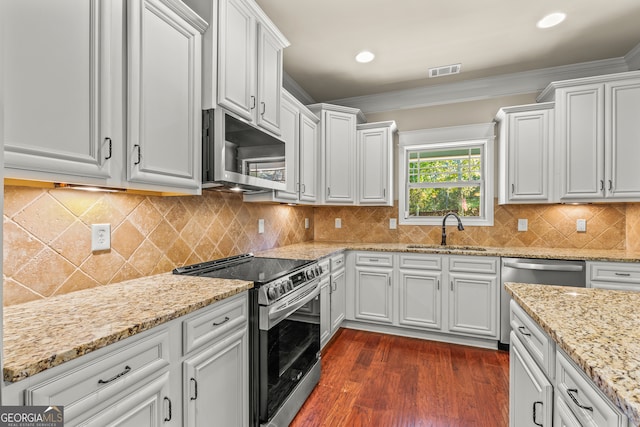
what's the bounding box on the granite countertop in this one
[256,241,640,263]
[505,283,640,426]
[3,273,252,383]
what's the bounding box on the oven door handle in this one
[264,280,320,329]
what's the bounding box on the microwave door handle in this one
[267,281,320,325]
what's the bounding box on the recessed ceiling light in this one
[355,50,375,63]
[537,12,566,29]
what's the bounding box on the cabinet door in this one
[555,395,584,427]
[510,333,553,427]
[320,277,331,348]
[127,0,202,193]
[605,78,640,199]
[274,93,299,198]
[77,373,171,427]
[330,268,346,333]
[299,113,319,202]
[358,127,391,205]
[398,269,441,330]
[256,24,283,135]
[325,111,356,204]
[4,0,115,182]
[556,84,605,200]
[354,267,393,324]
[448,272,498,337]
[217,0,255,120]
[183,327,248,427]
[507,110,551,201]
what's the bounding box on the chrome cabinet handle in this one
[250,96,256,110]
[518,326,531,337]
[567,388,593,411]
[388,276,391,286]
[213,316,230,326]
[134,144,141,165]
[301,183,306,193]
[532,401,543,426]
[608,180,613,191]
[98,365,131,384]
[327,187,331,196]
[164,397,172,422]
[190,378,198,400]
[450,281,453,291]
[600,180,604,191]
[615,272,631,277]
[105,137,112,160]
[512,183,515,194]
[261,102,266,116]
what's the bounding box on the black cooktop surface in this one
[173,254,314,286]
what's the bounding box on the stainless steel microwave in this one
[202,108,287,192]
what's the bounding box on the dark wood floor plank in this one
[291,329,509,427]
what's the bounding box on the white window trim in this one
[398,123,495,226]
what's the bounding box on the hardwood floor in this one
[291,328,510,427]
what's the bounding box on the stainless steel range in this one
[173,253,324,426]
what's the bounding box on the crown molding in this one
[329,57,630,114]
[625,42,640,71]
[283,72,316,105]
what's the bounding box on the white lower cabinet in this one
[319,275,331,348]
[183,327,247,427]
[330,255,347,334]
[510,332,553,427]
[346,252,500,344]
[3,292,248,427]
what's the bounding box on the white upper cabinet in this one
[217,0,288,135]
[127,0,206,193]
[496,103,554,204]
[299,109,320,202]
[357,121,396,206]
[538,71,640,202]
[307,103,366,205]
[4,0,206,194]
[4,0,116,183]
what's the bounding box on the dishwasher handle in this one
[503,261,584,272]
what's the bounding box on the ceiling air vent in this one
[428,63,461,78]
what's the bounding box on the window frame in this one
[398,124,495,226]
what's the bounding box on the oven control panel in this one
[260,263,323,305]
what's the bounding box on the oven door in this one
[258,281,321,424]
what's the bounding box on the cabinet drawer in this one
[331,253,346,270]
[589,261,640,285]
[510,300,555,378]
[448,256,498,274]
[26,328,170,422]
[183,292,248,354]
[398,253,441,270]
[354,252,391,267]
[556,349,627,427]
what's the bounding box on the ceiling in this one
[255,0,640,104]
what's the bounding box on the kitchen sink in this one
[406,244,487,252]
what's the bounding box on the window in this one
[399,124,494,226]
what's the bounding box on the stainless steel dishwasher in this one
[499,257,586,347]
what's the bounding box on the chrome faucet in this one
[441,212,464,246]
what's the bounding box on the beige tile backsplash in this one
[3,186,314,306]
[3,184,639,306]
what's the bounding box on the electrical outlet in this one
[389,218,397,230]
[335,218,342,229]
[258,219,265,234]
[91,224,111,251]
[305,218,310,229]
[517,219,528,232]
[577,219,587,233]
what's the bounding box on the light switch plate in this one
[305,218,310,229]
[258,219,265,234]
[91,224,111,251]
[335,218,342,229]
[577,219,587,232]
[389,218,397,230]
[517,219,528,232]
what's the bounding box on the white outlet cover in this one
[258,219,265,234]
[517,219,528,232]
[305,218,310,229]
[389,218,397,230]
[91,224,111,251]
[335,218,342,229]
[577,219,587,232]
